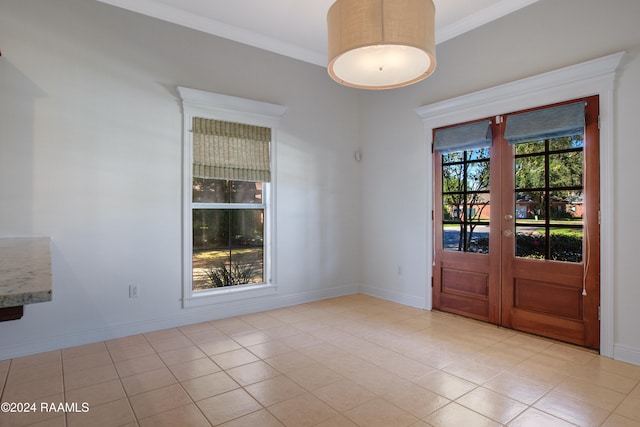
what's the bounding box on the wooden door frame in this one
[417,52,624,358]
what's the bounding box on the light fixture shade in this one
[327,0,436,90]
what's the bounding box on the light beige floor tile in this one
[129,383,193,419]
[244,375,306,406]
[268,392,338,427]
[114,353,165,377]
[211,348,260,370]
[312,379,377,412]
[148,335,194,353]
[239,312,285,331]
[3,372,64,401]
[382,383,450,418]
[554,377,627,411]
[107,341,156,363]
[314,414,359,427]
[482,371,551,405]
[181,371,239,401]
[425,402,501,427]
[615,394,640,422]
[63,362,118,391]
[508,407,579,427]
[261,324,301,340]
[5,361,62,386]
[158,345,207,366]
[344,397,418,427]
[138,403,210,427]
[456,386,527,424]
[168,356,221,381]
[196,388,262,425]
[442,359,503,385]
[246,341,293,359]
[278,332,324,350]
[197,337,243,356]
[264,351,318,373]
[10,350,61,370]
[144,327,184,343]
[587,357,640,381]
[603,414,640,427]
[67,397,136,427]
[534,390,611,427]
[120,366,177,396]
[182,328,226,345]
[219,408,285,426]
[17,414,66,427]
[65,378,126,407]
[232,331,273,347]
[285,363,344,390]
[225,360,280,386]
[62,350,113,372]
[414,370,477,400]
[211,317,257,336]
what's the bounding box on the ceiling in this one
[96,0,539,67]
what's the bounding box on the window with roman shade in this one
[433,120,492,154]
[192,117,271,182]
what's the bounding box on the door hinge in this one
[598,306,601,320]
[598,210,601,224]
[598,115,601,130]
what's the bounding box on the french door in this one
[433,96,600,349]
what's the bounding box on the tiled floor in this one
[2,294,640,427]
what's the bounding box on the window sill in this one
[182,283,277,308]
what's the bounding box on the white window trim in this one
[178,87,287,308]
[416,51,624,358]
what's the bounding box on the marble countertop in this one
[0,237,52,308]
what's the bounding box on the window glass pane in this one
[193,179,263,204]
[193,178,230,203]
[550,191,584,222]
[468,224,490,254]
[549,135,583,151]
[467,193,490,223]
[443,165,464,192]
[515,191,546,221]
[515,140,545,155]
[443,223,464,252]
[515,156,545,189]
[230,181,263,204]
[192,209,264,290]
[549,151,583,188]
[516,227,546,259]
[467,147,490,161]
[550,228,583,262]
[467,161,490,191]
[442,151,463,164]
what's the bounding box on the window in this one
[178,88,287,307]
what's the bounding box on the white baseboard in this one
[614,344,640,366]
[359,285,426,309]
[0,284,358,360]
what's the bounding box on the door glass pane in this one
[549,152,583,188]
[467,161,490,191]
[468,223,490,254]
[550,191,583,222]
[516,226,546,259]
[443,164,464,192]
[443,223,463,251]
[467,147,491,160]
[515,191,546,221]
[549,135,583,150]
[515,140,545,155]
[515,156,545,189]
[550,228,583,262]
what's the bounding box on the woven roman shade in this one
[192,118,271,182]
[504,102,586,145]
[434,120,493,154]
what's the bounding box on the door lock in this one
[504,214,513,220]
[503,229,513,237]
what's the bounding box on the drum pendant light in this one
[327,0,436,90]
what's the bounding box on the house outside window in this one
[178,87,287,307]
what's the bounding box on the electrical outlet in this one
[129,284,139,298]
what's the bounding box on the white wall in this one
[359,0,640,365]
[0,0,361,359]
